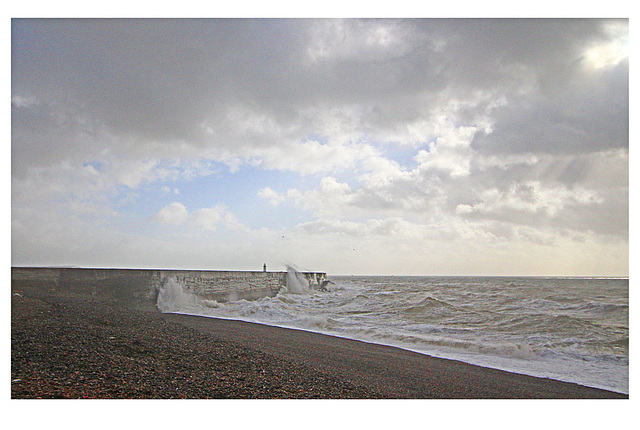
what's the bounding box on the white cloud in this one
[257,187,286,206]
[223,212,251,233]
[190,206,225,231]
[161,186,179,194]
[149,202,189,225]
[295,217,424,239]
[474,153,539,171]
[251,139,362,175]
[457,181,604,218]
[414,125,478,177]
[288,177,356,219]
[109,159,164,189]
[583,21,629,70]
[149,202,250,233]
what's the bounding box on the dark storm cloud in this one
[12,19,627,157]
[13,19,248,141]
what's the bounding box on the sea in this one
[156,270,629,394]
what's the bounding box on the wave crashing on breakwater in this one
[283,265,312,294]
[156,276,195,313]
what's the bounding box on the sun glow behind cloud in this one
[584,21,628,69]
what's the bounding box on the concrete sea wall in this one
[11,267,327,311]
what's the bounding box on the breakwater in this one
[11,267,327,310]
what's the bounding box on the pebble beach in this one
[11,291,627,399]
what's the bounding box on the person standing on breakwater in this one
[263,263,266,272]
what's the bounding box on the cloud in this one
[149,202,189,225]
[305,19,429,63]
[257,187,286,206]
[582,20,628,69]
[161,186,179,194]
[456,181,603,218]
[295,217,423,239]
[149,202,249,233]
[12,19,627,180]
[11,19,628,275]
[414,125,477,177]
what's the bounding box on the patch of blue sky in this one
[380,141,431,170]
[303,133,329,145]
[358,136,432,172]
[119,162,318,231]
[82,160,103,172]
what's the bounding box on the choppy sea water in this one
[157,273,629,394]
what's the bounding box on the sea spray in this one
[156,277,197,313]
[285,265,311,294]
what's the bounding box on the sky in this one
[10,17,629,276]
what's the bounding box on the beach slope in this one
[11,292,627,399]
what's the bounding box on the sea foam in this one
[155,273,628,394]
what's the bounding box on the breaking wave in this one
[282,265,312,294]
[156,276,195,313]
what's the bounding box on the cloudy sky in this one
[11,18,628,276]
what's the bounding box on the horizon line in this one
[10,265,629,279]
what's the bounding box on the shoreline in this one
[12,292,627,399]
[166,310,627,395]
[162,312,628,399]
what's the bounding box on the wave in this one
[156,276,195,313]
[490,312,609,336]
[283,265,312,294]
[405,296,454,311]
[574,302,629,313]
